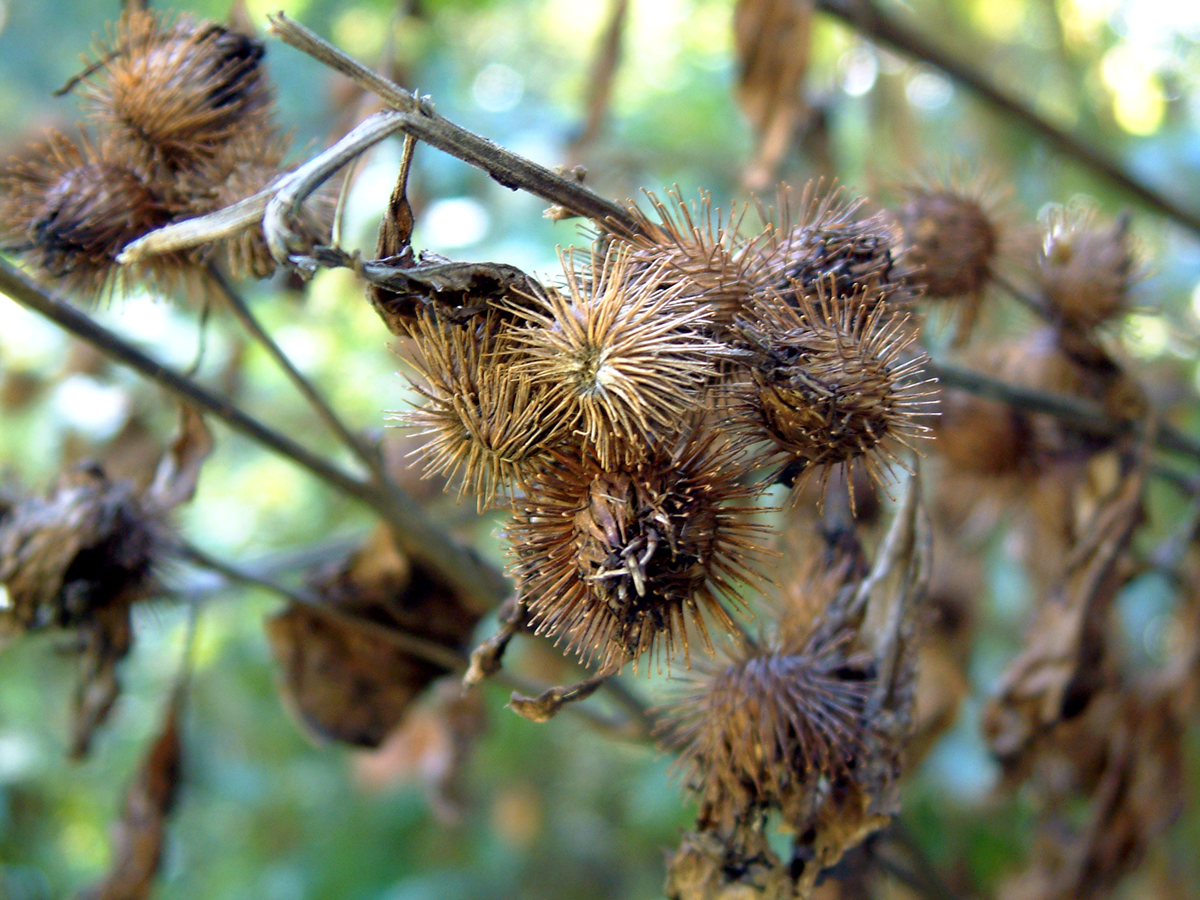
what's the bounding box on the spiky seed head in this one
[604,188,772,326]
[657,632,875,833]
[732,284,935,506]
[1038,205,1137,330]
[933,391,1031,477]
[394,312,561,510]
[506,431,771,672]
[894,188,997,298]
[0,130,183,297]
[506,246,729,467]
[751,181,917,309]
[79,10,271,172]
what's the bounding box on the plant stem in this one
[208,267,387,484]
[0,258,508,614]
[266,13,642,234]
[815,0,1200,240]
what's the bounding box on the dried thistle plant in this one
[753,181,917,308]
[0,130,184,297]
[1038,204,1138,331]
[505,246,729,467]
[732,283,933,508]
[505,429,771,672]
[394,312,561,510]
[77,9,272,173]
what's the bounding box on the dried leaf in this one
[266,527,481,747]
[145,405,213,512]
[508,672,607,724]
[734,0,812,189]
[78,687,183,900]
[984,460,1144,770]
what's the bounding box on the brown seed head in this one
[732,284,934,505]
[506,246,729,467]
[658,631,875,833]
[506,431,771,672]
[79,10,271,172]
[1038,204,1137,330]
[894,187,997,298]
[753,181,916,309]
[0,130,180,297]
[394,312,561,510]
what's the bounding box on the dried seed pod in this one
[753,181,916,309]
[394,312,561,509]
[0,130,180,297]
[603,188,772,326]
[506,431,770,672]
[732,284,934,505]
[78,10,271,172]
[1038,205,1137,330]
[506,246,729,467]
[658,632,875,834]
[932,390,1031,477]
[893,186,997,299]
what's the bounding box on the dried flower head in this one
[506,431,770,672]
[753,181,916,309]
[0,130,180,297]
[78,10,271,172]
[1038,204,1137,330]
[394,312,561,509]
[933,390,1032,477]
[732,285,934,506]
[893,185,998,299]
[658,631,875,833]
[506,246,728,467]
[604,188,773,326]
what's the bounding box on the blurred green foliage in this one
[2,0,1200,898]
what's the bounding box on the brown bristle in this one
[894,188,997,298]
[656,631,875,833]
[0,130,184,298]
[505,431,771,673]
[752,181,917,309]
[604,188,769,326]
[393,312,561,510]
[1038,204,1137,330]
[732,284,935,507]
[505,245,730,467]
[77,10,271,172]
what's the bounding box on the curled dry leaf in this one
[508,671,608,724]
[983,454,1145,771]
[77,685,183,900]
[734,0,813,190]
[266,526,482,748]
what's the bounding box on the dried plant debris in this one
[983,452,1145,771]
[893,184,998,300]
[731,284,933,507]
[77,685,184,900]
[0,407,210,757]
[266,527,482,748]
[506,429,771,672]
[659,477,929,899]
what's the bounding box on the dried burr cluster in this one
[0,9,329,297]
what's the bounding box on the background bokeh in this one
[2,0,1200,898]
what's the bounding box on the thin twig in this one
[0,258,508,614]
[267,13,642,234]
[208,267,388,484]
[178,540,647,739]
[815,0,1200,240]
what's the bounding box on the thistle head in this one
[505,429,771,672]
[893,185,998,299]
[1038,204,1138,330]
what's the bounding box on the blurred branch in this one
[815,0,1200,240]
[209,268,388,484]
[926,357,1200,462]
[0,257,508,615]
[567,0,629,164]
